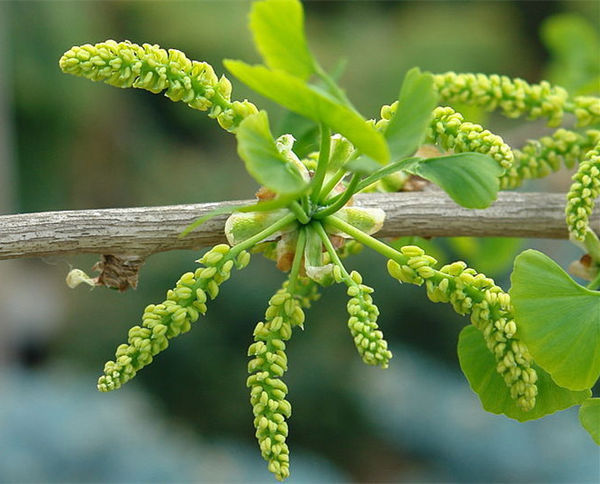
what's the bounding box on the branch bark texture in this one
[0,192,596,261]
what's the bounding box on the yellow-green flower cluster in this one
[247,286,305,481]
[345,271,393,368]
[502,129,600,189]
[387,246,538,411]
[97,244,250,392]
[433,72,571,126]
[59,40,257,132]
[376,103,513,171]
[427,106,514,170]
[565,142,600,242]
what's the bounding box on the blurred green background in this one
[0,1,599,482]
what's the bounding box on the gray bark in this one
[1,192,594,261]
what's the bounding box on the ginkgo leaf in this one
[406,153,502,209]
[249,0,316,79]
[579,398,600,445]
[236,111,308,196]
[385,67,438,161]
[458,325,591,422]
[510,249,600,391]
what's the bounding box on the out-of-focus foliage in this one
[542,14,600,95]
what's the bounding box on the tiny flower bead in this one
[97,245,249,392]
[59,40,257,132]
[345,272,392,368]
[247,284,305,481]
[433,72,569,126]
[502,129,600,189]
[565,142,600,241]
[387,247,538,411]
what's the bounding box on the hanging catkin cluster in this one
[387,246,538,411]
[345,271,393,368]
[56,0,600,472]
[97,245,251,392]
[59,40,258,132]
[502,129,600,189]
[247,284,306,481]
[565,142,600,242]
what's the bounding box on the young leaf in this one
[458,325,591,422]
[385,68,438,161]
[510,249,600,391]
[406,153,503,209]
[224,61,389,163]
[249,0,316,80]
[236,111,308,195]
[579,398,600,445]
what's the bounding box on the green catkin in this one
[433,72,569,126]
[387,246,538,412]
[502,129,600,189]
[247,284,306,481]
[376,103,513,171]
[565,142,600,242]
[97,245,250,392]
[59,40,258,132]
[426,106,514,170]
[345,271,393,368]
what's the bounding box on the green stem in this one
[323,215,400,261]
[289,201,310,224]
[288,227,307,294]
[325,215,503,305]
[310,124,332,205]
[319,168,347,202]
[314,174,360,219]
[230,212,297,257]
[301,194,310,215]
[312,221,352,283]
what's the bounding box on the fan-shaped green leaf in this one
[510,249,600,391]
[224,61,389,163]
[406,153,502,209]
[249,0,316,80]
[458,325,591,422]
[579,398,600,445]
[236,111,308,195]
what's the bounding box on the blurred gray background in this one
[0,1,598,482]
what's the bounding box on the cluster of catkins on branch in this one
[59,24,600,480]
